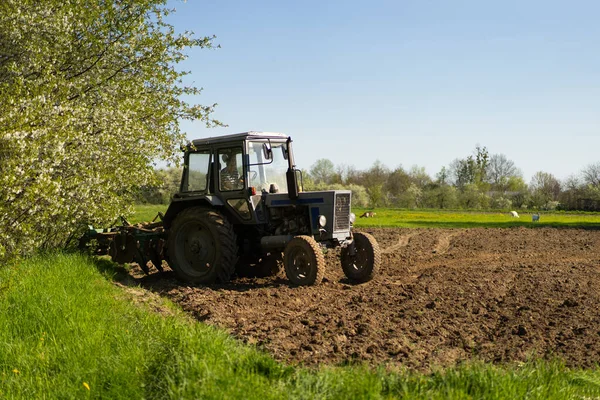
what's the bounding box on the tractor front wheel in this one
[283,235,325,286]
[340,232,380,283]
[167,207,238,284]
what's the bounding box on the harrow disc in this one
[109,233,137,264]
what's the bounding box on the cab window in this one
[185,151,211,192]
[219,147,244,191]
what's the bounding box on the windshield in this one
[248,141,289,193]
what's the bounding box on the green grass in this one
[352,208,600,229]
[130,203,600,229]
[2,253,600,399]
[130,204,168,224]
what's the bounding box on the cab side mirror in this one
[262,142,272,160]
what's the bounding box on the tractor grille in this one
[334,193,351,231]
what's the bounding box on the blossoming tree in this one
[0,0,220,259]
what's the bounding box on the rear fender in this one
[163,196,224,229]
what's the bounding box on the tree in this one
[0,0,219,259]
[490,196,512,210]
[333,163,350,185]
[449,158,470,189]
[529,171,561,208]
[505,176,529,208]
[384,166,411,206]
[345,165,363,186]
[405,184,422,209]
[362,160,389,207]
[421,184,457,209]
[408,165,432,188]
[458,183,490,209]
[486,153,520,191]
[581,162,600,187]
[558,174,583,210]
[449,145,489,190]
[431,167,457,209]
[563,174,582,191]
[473,145,490,185]
[436,166,450,185]
[309,159,336,185]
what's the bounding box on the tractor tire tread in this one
[284,235,325,286]
[341,231,380,283]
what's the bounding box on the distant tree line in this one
[303,147,600,211]
[142,146,600,212]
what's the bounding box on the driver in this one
[220,152,244,191]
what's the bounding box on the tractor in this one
[81,132,381,286]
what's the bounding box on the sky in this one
[166,0,600,183]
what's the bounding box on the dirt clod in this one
[562,299,579,307]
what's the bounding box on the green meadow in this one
[130,203,169,224]
[352,208,600,229]
[132,203,600,229]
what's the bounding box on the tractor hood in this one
[264,190,353,240]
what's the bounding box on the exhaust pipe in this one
[261,235,293,251]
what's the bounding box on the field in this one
[351,208,600,228]
[122,210,600,371]
[133,204,600,228]
[5,207,600,398]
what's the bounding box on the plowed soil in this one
[124,227,600,370]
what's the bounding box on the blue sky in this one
[168,0,600,182]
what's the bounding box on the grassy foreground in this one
[2,254,600,399]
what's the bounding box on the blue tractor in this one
[83,132,381,286]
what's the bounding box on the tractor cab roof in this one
[190,131,290,147]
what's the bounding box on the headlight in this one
[318,215,327,228]
[349,213,356,224]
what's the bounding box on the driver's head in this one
[223,153,238,170]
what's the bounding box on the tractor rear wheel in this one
[341,232,380,283]
[283,235,325,286]
[167,207,238,284]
